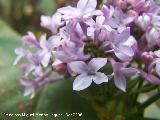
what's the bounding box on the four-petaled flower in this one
[58,0,101,20]
[110,58,139,91]
[68,58,108,91]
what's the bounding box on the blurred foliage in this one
[0,0,76,35]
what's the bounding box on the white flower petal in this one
[58,6,80,19]
[123,36,137,47]
[41,52,51,67]
[96,16,105,26]
[115,46,134,61]
[154,50,160,58]
[68,61,87,75]
[73,74,92,91]
[156,63,160,77]
[114,72,126,92]
[93,72,108,84]
[77,0,97,13]
[88,58,107,71]
[39,34,47,49]
[121,68,139,77]
[24,86,35,99]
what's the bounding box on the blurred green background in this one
[0,0,160,120]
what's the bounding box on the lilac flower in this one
[57,0,101,20]
[68,58,108,91]
[146,14,160,48]
[149,50,160,77]
[19,77,36,98]
[105,28,137,62]
[102,6,136,32]
[110,59,139,91]
[86,16,112,39]
[22,32,40,48]
[141,51,155,64]
[140,71,160,84]
[40,12,62,34]
[66,21,86,46]
[127,0,150,13]
[13,48,30,65]
[137,13,151,31]
[22,52,43,76]
[55,41,90,63]
[39,34,55,67]
[137,13,160,48]
[19,75,64,99]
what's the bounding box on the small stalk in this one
[139,92,160,110]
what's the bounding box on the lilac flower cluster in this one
[14,0,160,98]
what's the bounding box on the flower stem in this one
[139,92,160,110]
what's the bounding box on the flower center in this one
[84,39,106,58]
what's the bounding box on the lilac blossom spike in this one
[14,0,160,98]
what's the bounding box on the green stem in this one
[130,84,157,94]
[139,92,160,110]
[132,78,144,105]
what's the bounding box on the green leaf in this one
[32,80,98,120]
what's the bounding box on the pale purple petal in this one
[121,68,139,77]
[155,63,160,76]
[22,32,40,48]
[137,13,151,30]
[68,61,87,75]
[123,10,137,25]
[41,52,51,67]
[85,18,95,27]
[146,28,160,48]
[123,36,137,47]
[58,6,80,19]
[119,28,131,42]
[88,58,107,72]
[154,50,160,57]
[96,16,105,26]
[149,58,160,72]
[140,71,160,84]
[40,15,52,29]
[40,13,62,34]
[93,72,108,84]
[24,86,35,99]
[77,0,97,13]
[87,27,95,37]
[13,48,28,65]
[114,72,127,92]
[48,35,62,48]
[39,34,47,50]
[21,64,35,76]
[114,46,134,61]
[73,74,92,91]
[34,65,43,76]
[19,77,32,86]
